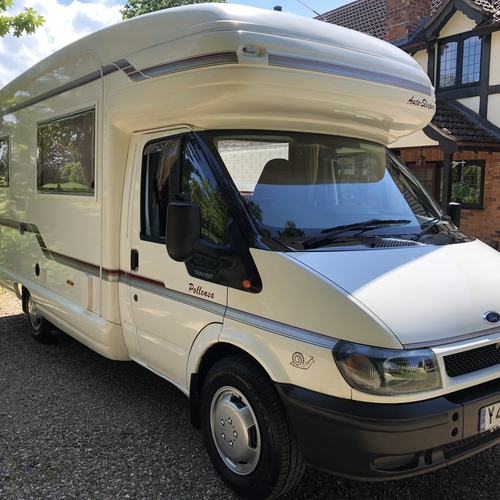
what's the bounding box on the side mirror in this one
[166,202,201,262]
[166,202,232,262]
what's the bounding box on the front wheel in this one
[200,355,305,499]
[26,292,54,343]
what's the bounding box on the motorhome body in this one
[2,4,500,499]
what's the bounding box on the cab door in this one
[127,129,228,390]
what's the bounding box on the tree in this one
[121,0,226,20]
[0,0,44,37]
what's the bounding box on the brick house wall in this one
[398,148,500,243]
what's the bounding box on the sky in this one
[0,0,351,89]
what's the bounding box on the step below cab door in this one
[124,129,228,391]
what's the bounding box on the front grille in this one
[444,342,500,377]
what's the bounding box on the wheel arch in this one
[190,342,263,429]
[188,321,330,429]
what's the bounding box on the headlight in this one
[333,341,442,395]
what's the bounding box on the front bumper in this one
[276,377,500,480]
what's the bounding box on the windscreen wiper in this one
[411,215,450,241]
[302,219,411,250]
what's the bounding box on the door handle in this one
[131,249,139,271]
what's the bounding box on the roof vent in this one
[274,6,282,11]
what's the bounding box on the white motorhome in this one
[2,4,500,498]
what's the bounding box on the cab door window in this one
[141,137,180,241]
[181,135,229,246]
[141,134,229,245]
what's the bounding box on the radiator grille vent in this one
[444,342,500,377]
[356,236,424,248]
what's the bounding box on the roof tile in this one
[321,0,500,38]
[432,101,500,144]
[321,0,386,39]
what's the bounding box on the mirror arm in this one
[193,237,232,261]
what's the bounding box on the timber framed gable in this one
[320,0,500,244]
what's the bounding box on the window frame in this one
[0,134,9,188]
[36,107,96,197]
[140,135,182,243]
[139,132,230,247]
[406,159,485,210]
[437,33,482,91]
[450,160,485,210]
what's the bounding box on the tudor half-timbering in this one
[322,0,500,244]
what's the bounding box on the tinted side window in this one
[141,134,228,246]
[181,135,228,246]
[37,109,95,195]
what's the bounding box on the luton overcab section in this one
[2,5,500,499]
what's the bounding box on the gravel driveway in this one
[1,290,500,499]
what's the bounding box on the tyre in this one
[26,292,54,343]
[200,355,305,500]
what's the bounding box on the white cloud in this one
[0,0,123,88]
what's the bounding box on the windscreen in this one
[211,132,446,243]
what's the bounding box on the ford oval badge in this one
[484,311,500,324]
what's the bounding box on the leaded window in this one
[438,34,482,90]
[439,41,458,88]
[462,36,482,84]
[451,160,485,209]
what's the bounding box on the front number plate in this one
[479,402,500,432]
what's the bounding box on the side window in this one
[408,160,485,210]
[451,160,485,209]
[181,135,229,246]
[439,40,458,88]
[141,134,228,245]
[37,109,95,195]
[141,138,181,240]
[0,135,8,188]
[438,34,482,90]
[462,36,482,84]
